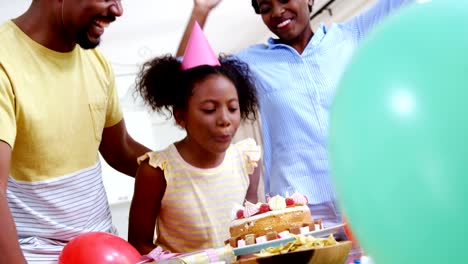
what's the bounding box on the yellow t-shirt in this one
[0,20,123,262]
[0,20,122,182]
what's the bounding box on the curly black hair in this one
[251,0,313,14]
[135,54,259,122]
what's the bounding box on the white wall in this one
[311,0,377,29]
[1,0,376,239]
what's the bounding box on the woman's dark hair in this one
[251,0,313,14]
[135,54,259,122]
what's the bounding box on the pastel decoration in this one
[137,246,180,263]
[299,226,310,235]
[243,201,260,218]
[290,192,308,205]
[181,21,220,70]
[255,236,268,244]
[237,239,246,248]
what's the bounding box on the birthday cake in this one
[228,193,323,248]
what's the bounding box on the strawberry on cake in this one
[228,193,323,248]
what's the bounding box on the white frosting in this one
[230,205,309,226]
[231,203,245,220]
[268,195,286,211]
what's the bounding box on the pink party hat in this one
[181,21,220,70]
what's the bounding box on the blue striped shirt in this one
[236,0,412,204]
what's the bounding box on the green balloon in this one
[329,1,468,264]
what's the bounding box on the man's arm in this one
[0,141,27,264]
[176,0,222,57]
[99,119,151,177]
[345,0,414,40]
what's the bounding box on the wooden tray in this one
[233,224,345,256]
[233,241,352,264]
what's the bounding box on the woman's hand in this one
[194,0,222,12]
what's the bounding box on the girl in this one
[128,53,260,254]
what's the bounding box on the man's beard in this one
[76,29,100,50]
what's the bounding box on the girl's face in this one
[256,0,313,47]
[180,74,241,154]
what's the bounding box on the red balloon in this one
[58,232,141,264]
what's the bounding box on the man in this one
[177,0,412,229]
[0,0,150,263]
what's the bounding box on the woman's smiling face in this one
[256,0,313,46]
